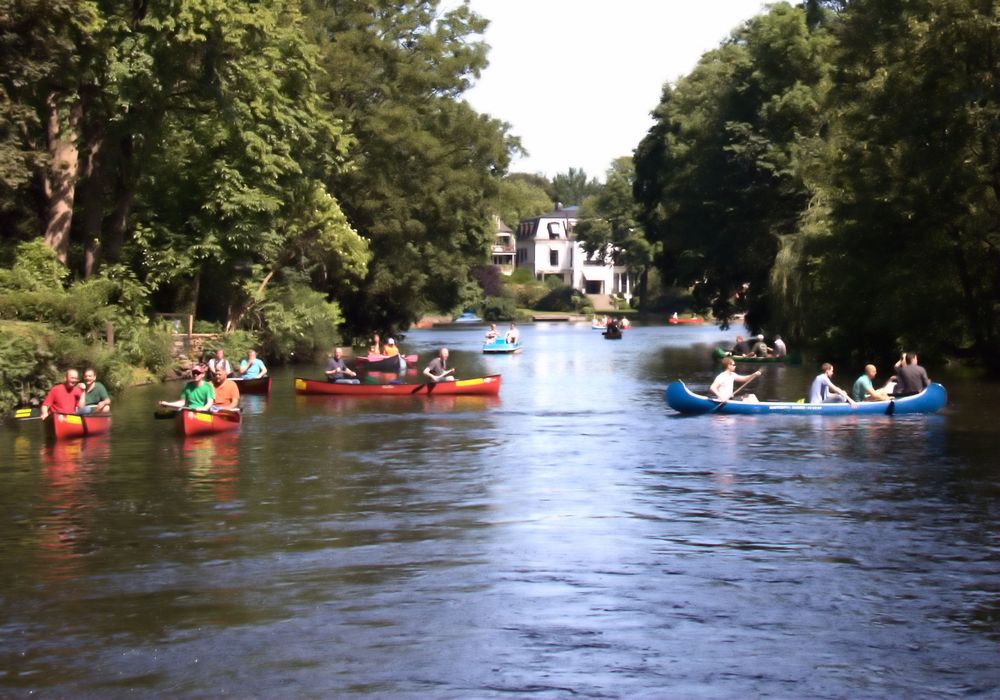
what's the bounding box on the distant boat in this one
[453,311,482,323]
[482,339,522,354]
[668,315,704,325]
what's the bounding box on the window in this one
[547,222,563,239]
[549,249,559,267]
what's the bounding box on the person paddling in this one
[210,366,241,410]
[160,365,215,411]
[40,369,83,420]
[710,357,760,402]
[423,348,455,383]
[808,363,856,406]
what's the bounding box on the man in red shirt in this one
[41,369,82,419]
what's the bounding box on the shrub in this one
[482,296,517,321]
[535,285,590,312]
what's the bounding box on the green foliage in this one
[772,0,999,362]
[507,268,536,284]
[241,282,343,363]
[634,3,832,330]
[204,331,259,366]
[495,176,553,227]
[552,167,601,206]
[481,296,517,322]
[535,285,591,313]
[311,0,516,335]
[507,281,547,310]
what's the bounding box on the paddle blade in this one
[154,407,179,419]
[14,407,40,420]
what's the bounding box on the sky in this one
[458,0,768,180]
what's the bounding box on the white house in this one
[514,206,630,296]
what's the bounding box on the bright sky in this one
[459,0,768,180]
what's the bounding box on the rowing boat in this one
[176,408,242,436]
[712,347,803,364]
[603,329,623,339]
[355,353,418,372]
[668,316,704,325]
[45,411,112,440]
[482,339,522,354]
[232,375,271,395]
[294,374,502,396]
[664,380,947,415]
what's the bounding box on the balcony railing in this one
[492,244,515,254]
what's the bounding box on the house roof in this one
[493,215,513,233]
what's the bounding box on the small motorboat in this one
[453,311,482,323]
[231,375,272,395]
[664,381,947,416]
[45,411,112,440]
[294,375,502,397]
[482,339,522,354]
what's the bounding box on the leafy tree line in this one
[633,0,998,365]
[0,0,533,362]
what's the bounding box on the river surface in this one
[1,323,997,698]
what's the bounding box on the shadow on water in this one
[0,322,997,697]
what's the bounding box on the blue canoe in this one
[483,339,522,354]
[665,381,947,416]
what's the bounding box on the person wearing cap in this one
[750,334,771,358]
[159,365,215,410]
[383,337,400,358]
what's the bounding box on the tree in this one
[574,157,654,309]
[634,3,833,329]
[774,0,999,362]
[552,166,600,207]
[495,175,553,228]
[306,0,516,336]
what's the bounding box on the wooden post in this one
[106,321,114,348]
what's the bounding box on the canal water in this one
[1,323,997,698]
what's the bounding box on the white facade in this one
[514,207,630,295]
[490,216,515,275]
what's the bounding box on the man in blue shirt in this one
[809,363,856,406]
[239,349,268,379]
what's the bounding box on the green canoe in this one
[712,346,802,364]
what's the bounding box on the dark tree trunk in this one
[42,94,82,264]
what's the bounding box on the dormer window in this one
[547,222,563,239]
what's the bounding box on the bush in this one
[507,268,535,284]
[508,282,548,310]
[482,296,517,321]
[535,285,591,313]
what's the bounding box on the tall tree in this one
[495,175,553,228]
[305,0,515,336]
[574,157,654,309]
[774,0,999,362]
[634,3,832,329]
[552,166,600,207]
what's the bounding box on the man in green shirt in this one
[78,367,111,413]
[852,364,889,402]
[159,365,215,410]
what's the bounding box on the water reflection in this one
[0,324,997,697]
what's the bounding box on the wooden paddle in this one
[712,371,762,412]
[154,405,240,419]
[413,368,454,393]
[13,407,42,421]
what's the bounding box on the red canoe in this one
[668,316,705,325]
[294,375,501,397]
[232,375,271,396]
[45,411,112,440]
[176,408,242,436]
